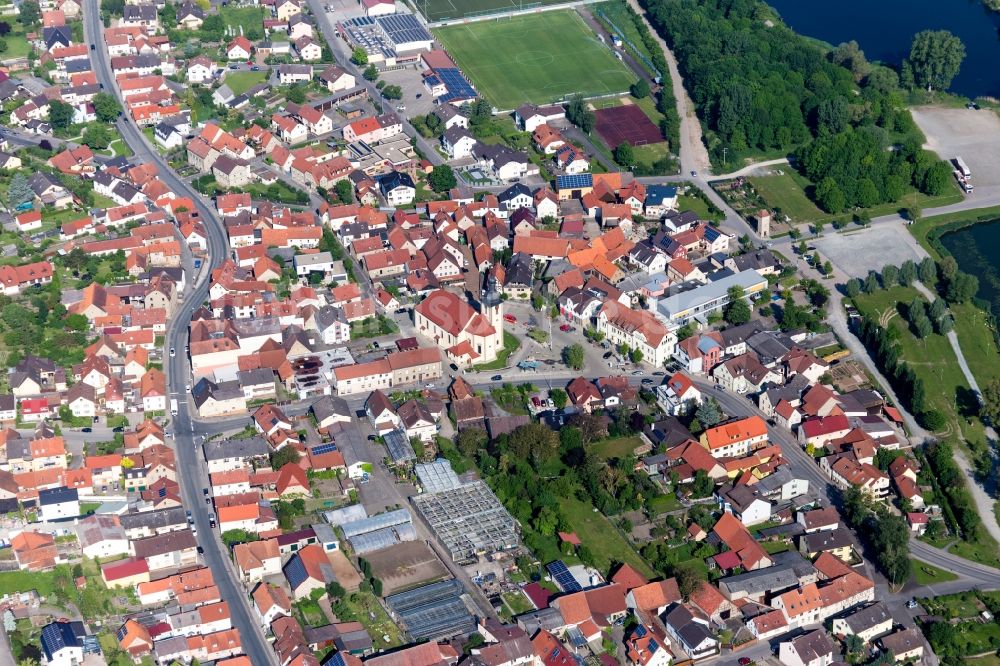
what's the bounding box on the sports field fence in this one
[594,9,662,81]
[418,0,606,27]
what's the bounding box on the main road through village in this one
[80,0,1000,660]
[83,1,278,662]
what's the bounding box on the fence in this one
[423,0,606,28]
[594,9,662,81]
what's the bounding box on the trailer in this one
[953,156,971,179]
[517,360,540,370]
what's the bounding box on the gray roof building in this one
[132,529,197,558]
[202,436,269,463]
[119,506,187,534]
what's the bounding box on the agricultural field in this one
[433,11,632,110]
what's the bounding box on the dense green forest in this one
[639,0,951,212]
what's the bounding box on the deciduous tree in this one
[906,30,965,91]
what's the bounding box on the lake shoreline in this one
[765,0,1000,99]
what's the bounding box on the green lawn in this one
[4,35,31,59]
[750,169,963,227]
[502,590,534,615]
[433,11,633,110]
[749,172,827,224]
[590,435,642,460]
[225,70,269,95]
[0,570,56,597]
[647,493,682,515]
[851,286,975,439]
[472,331,520,371]
[594,1,656,74]
[559,496,656,578]
[220,5,266,33]
[295,599,327,627]
[107,138,133,158]
[911,559,959,585]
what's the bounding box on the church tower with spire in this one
[482,273,504,341]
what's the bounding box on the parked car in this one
[491,374,503,381]
[603,351,614,359]
[504,314,517,324]
[82,427,92,432]
[652,371,665,376]
[531,396,541,407]
[631,370,643,376]
[559,324,571,332]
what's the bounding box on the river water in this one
[767,0,1000,98]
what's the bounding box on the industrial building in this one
[339,13,434,64]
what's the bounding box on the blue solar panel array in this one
[378,13,432,45]
[547,560,581,592]
[436,68,477,103]
[284,555,308,590]
[556,173,593,190]
[312,443,337,456]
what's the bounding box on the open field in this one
[851,285,974,440]
[749,172,827,224]
[434,11,633,110]
[418,0,576,23]
[364,541,450,595]
[559,496,656,578]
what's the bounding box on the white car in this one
[169,348,176,357]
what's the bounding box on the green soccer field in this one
[433,11,634,110]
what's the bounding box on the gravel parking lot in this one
[912,106,1000,189]
[813,221,925,279]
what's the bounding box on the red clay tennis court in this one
[595,104,664,148]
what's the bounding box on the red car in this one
[738,659,752,666]
[559,324,571,332]
[504,314,517,324]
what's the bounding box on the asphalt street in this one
[83,3,276,662]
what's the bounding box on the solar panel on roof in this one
[436,68,476,100]
[557,173,593,189]
[312,443,337,456]
[284,555,308,589]
[546,560,581,592]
